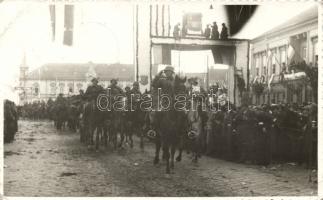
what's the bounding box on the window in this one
[263,66,267,75]
[282,62,287,72]
[77,83,83,90]
[59,83,65,94]
[50,82,56,94]
[280,47,286,64]
[68,83,74,93]
[301,46,307,60]
[262,53,267,75]
[33,82,39,96]
[272,64,276,74]
[271,50,276,75]
[255,54,260,76]
[312,37,318,66]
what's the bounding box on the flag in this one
[266,50,272,65]
[49,5,56,41]
[268,74,274,91]
[63,5,74,46]
[266,50,272,75]
[211,48,223,64]
[287,45,295,64]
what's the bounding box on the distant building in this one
[250,6,318,105]
[19,62,134,104]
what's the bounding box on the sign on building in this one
[182,13,203,35]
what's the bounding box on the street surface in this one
[4,120,317,196]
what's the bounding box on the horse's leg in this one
[103,124,108,147]
[90,124,94,146]
[176,135,183,162]
[129,131,134,148]
[170,143,176,170]
[163,143,171,174]
[86,122,92,148]
[192,137,200,163]
[139,127,144,150]
[80,122,84,143]
[95,126,100,151]
[128,122,134,148]
[113,125,118,150]
[162,149,166,160]
[119,125,125,148]
[154,134,161,165]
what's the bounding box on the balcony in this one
[151,36,246,47]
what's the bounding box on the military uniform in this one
[4,100,18,143]
[254,109,273,165]
[84,84,104,102]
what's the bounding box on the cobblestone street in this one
[4,120,317,197]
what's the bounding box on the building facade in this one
[19,63,134,104]
[250,6,318,105]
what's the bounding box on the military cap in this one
[110,78,118,83]
[91,77,99,83]
[164,66,175,73]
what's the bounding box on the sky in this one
[0,1,318,102]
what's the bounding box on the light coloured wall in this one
[22,79,132,103]
[235,41,249,83]
[135,4,152,93]
[250,21,317,79]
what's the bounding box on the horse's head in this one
[174,75,188,94]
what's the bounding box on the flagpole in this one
[38,67,41,100]
[227,70,230,111]
[206,55,209,91]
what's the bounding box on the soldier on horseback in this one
[107,78,125,149]
[84,78,104,101]
[53,93,68,130]
[108,79,123,96]
[122,81,144,148]
[83,77,105,150]
[151,66,188,173]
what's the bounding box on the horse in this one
[67,104,80,132]
[82,99,107,150]
[151,75,188,173]
[106,86,125,150]
[121,96,146,149]
[54,103,68,130]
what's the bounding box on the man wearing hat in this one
[163,66,175,80]
[130,81,144,148]
[131,81,140,94]
[211,21,219,40]
[108,78,124,96]
[220,23,228,39]
[204,24,211,39]
[84,77,104,101]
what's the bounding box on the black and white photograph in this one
[1,0,320,197]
